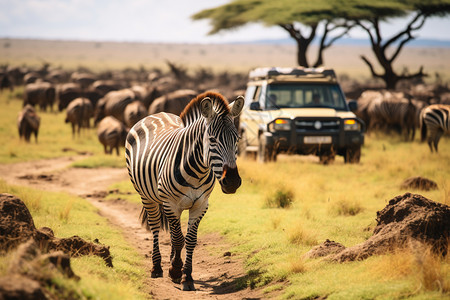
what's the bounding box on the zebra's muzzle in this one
[219,165,241,194]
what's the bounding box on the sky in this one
[1,0,450,44]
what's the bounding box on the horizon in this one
[1,1,450,44]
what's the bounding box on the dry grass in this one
[329,198,364,216]
[264,186,294,209]
[0,179,42,212]
[373,241,450,294]
[286,222,318,246]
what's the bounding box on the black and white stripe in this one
[420,104,450,152]
[125,91,244,291]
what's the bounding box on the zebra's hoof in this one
[169,266,182,283]
[151,265,163,278]
[181,274,195,291]
[182,281,196,291]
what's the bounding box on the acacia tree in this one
[192,0,354,68]
[342,0,450,89]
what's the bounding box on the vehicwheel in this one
[345,146,361,164]
[258,134,276,163]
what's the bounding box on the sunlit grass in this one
[0,181,148,299]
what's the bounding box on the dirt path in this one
[0,156,264,299]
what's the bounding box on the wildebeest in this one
[420,104,450,152]
[70,72,97,89]
[0,73,13,92]
[23,72,40,84]
[357,90,417,140]
[94,89,135,124]
[124,101,147,128]
[148,89,197,116]
[97,116,128,155]
[65,98,94,137]
[24,82,56,111]
[57,82,82,111]
[17,104,40,142]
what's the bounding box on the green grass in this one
[1,86,449,299]
[0,180,148,299]
[0,88,121,165]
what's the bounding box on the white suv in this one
[238,67,365,163]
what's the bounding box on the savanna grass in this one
[0,181,148,299]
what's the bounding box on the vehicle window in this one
[244,85,257,105]
[267,83,347,110]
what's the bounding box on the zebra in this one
[125,91,244,291]
[420,104,450,152]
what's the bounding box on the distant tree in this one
[192,0,354,68]
[342,0,450,89]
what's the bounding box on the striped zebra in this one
[125,91,244,291]
[420,104,450,152]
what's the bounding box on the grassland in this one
[1,38,450,82]
[1,42,449,298]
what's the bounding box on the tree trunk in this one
[296,39,309,67]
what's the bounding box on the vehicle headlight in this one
[272,118,291,131]
[344,119,361,131]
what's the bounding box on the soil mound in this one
[333,193,449,262]
[305,193,449,262]
[401,176,438,191]
[0,193,112,266]
[0,240,79,299]
[304,239,346,259]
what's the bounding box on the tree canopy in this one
[192,0,450,88]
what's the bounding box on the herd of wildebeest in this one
[1,63,449,154]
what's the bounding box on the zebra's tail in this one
[420,117,427,142]
[139,205,169,232]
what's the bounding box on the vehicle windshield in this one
[265,83,347,110]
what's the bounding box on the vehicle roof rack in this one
[249,67,336,80]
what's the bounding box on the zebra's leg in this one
[433,130,444,153]
[165,207,184,283]
[427,129,435,152]
[182,203,208,291]
[143,202,163,278]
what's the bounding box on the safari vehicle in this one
[238,67,365,163]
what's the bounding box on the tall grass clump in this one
[329,198,364,216]
[286,222,318,246]
[264,186,294,209]
[372,241,450,295]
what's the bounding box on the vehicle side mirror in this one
[347,100,358,112]
[250,102,261,111]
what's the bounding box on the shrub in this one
[264,187,294,209]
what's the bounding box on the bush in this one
[264,187,294,209]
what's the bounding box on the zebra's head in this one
[200,95,244,194]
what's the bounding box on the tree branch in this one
[383,12,425,49]
[399,66,427,80]
[389,32,414,63]
[360,55,382,78]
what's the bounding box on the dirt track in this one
[0,156,264,299]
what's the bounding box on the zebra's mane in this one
[180,91,230,126]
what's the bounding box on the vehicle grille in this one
[294,118,340,132]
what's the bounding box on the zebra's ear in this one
[200,97,213,119]
[230,96,244,118]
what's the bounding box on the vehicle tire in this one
[258,134,276,163]
[345,146,361,164]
